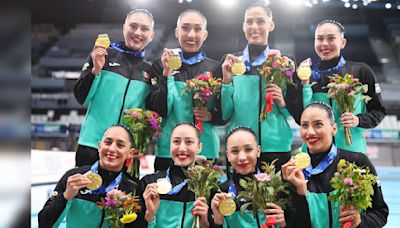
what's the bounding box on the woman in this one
[74,9,155,167]
[210,127,287,228]
[218,2,297,172]
[139,123,210,227]
[147,9,223,171]
[296,20,386,153]
[282,102,388,228]
[38,125,142,227]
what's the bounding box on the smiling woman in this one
[138,123,211,228]
[281,102,389,228]
[38,124,144,227]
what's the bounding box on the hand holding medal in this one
[293,153,311,169]
[297,58,312,81]
[95,34,111,49]
[85,171,103,190]
[167,49,182,71]
[231,57,246,76]
[218,193,236,216]
[157,178,172,194]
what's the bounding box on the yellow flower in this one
[120,213,137,224]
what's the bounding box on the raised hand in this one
[63,173,91,200]
[192,197,210,228]
[264,203,286,228]
[266,84,286,108]
[281,160,307,195]
[161,48,175,77]
[221,54,238,84]
[90,47,107,75]
[143,183,160,222]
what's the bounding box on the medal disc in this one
[86,172,103,190]
[231,61,246,76]
[168,55,182,70]
[219,198,236,216]
[294,153,311,169]
[95,34,110,49]
[157,178,172,194]
[297,66,312,80]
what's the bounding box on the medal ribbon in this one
[311,56,346,81]
[303,144,338,180]
[242,45,270,73]
[110,41,145,58]
[166,167,189,195]
[179,51,206,65]
[90,161,123,194]
[228,168,260,199]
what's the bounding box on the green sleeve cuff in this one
[147,217,157,228]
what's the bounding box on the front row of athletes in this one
[149,102,386,228]
[39,102,388,227]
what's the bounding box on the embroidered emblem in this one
[82,62,90,71]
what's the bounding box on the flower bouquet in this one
[237,161,289,228]
[97,189,141,228]
[325,73,371,145]
[329,159,377,228]
[185,156,224,228]
[123,108,161,179]
[184,72,222,133]
[257,49,295,120]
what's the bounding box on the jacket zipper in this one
[118,79,131,123]
[181,202,187,228]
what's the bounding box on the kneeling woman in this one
[282,102,388,228]
[139,123,210,227]
[38,125,142,227]
[210,127,287,228]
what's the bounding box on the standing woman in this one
[147,9,223,171]
[38,125,143,227]
[210,127,287,228]
[297,20,386,153]
[74,9,154,167]
[139,123,210,228]
[282,102,388,228]
[218,1,296,171]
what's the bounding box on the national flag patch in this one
[142,71,151,83]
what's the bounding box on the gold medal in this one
[168,55,182,71]
[297,58,312,80]
[297,66,312,80]
[219,197,236,216]
[294,153,311,169]
[95,34,110,49]
[86,172,103,190]
[157,178,172,194]
[231,60,246,76]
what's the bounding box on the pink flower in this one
[267,49,281,57]
[107,189,123,198]
[130,112,139,119]
[255,173,271,182]
[272,62,281,69]
[344,178,353,186]
[104,198,116,207]
[149,118,159,130]
[284,70,292,78]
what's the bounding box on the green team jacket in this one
[290,148,388,228]
[301,61,386,153]
[74,47,151,149]
[221,74,293,152]
[38,165,143,228]
[147,56,222,159]
[138,164,197,228]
